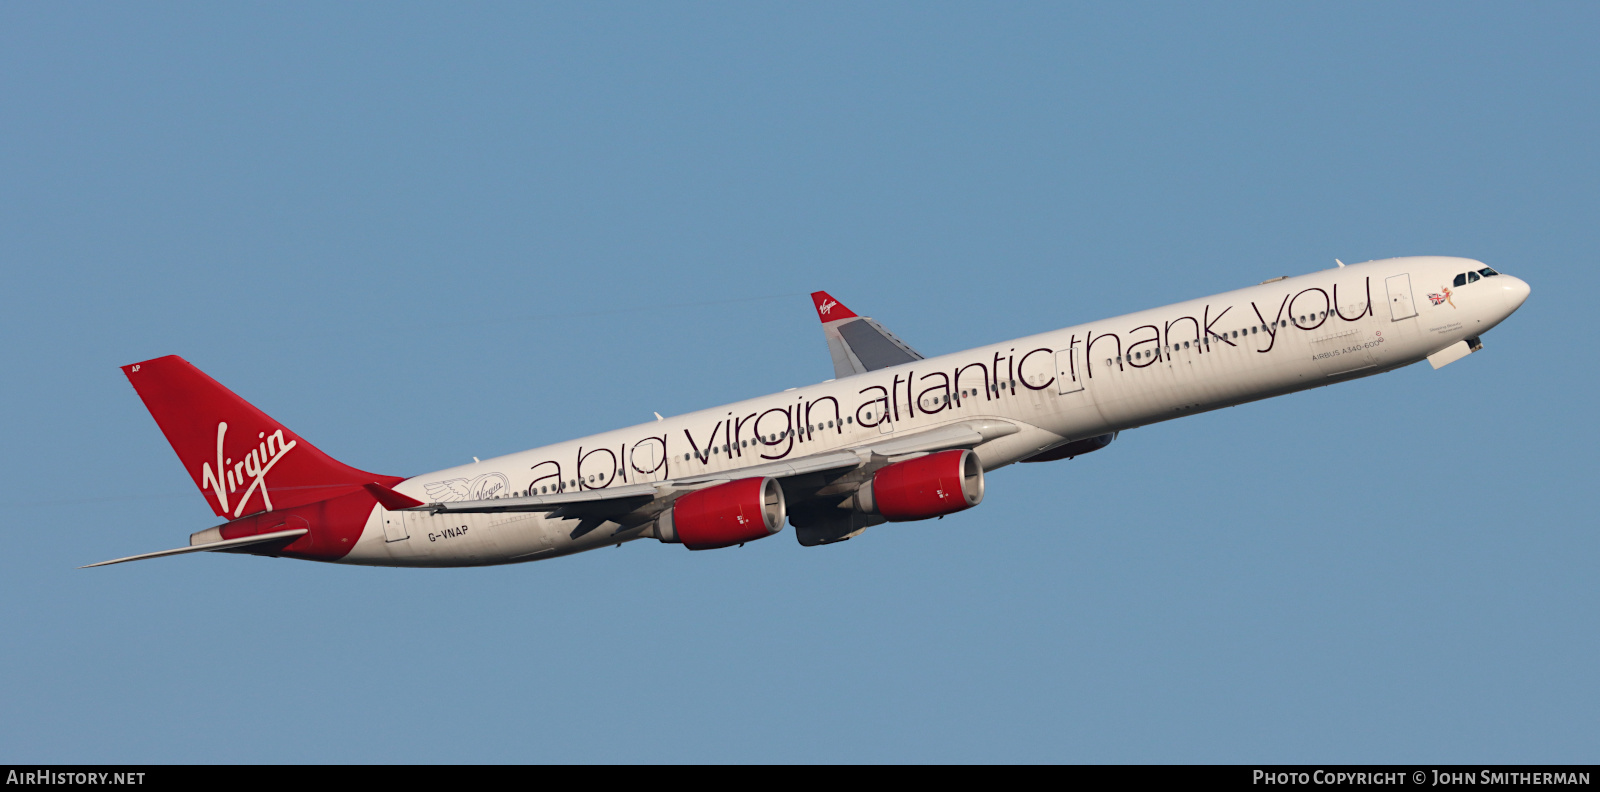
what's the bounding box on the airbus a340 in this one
[87,256,1529,568]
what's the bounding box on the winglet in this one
[810,291,858,323]
[364,482,425,511]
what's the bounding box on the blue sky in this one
[2,3,1595,762]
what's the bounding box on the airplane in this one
[86,256,1529,568]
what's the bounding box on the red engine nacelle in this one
[654,477,787,550]
[852,449,984,522]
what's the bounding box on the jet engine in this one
[849,449,984,522]
[653,477,787,550]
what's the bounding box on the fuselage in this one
[340,256,1529,567]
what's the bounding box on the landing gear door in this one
[1055,347,1084,395]
[1386,274,1418,321]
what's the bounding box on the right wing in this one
[810,291,925,379]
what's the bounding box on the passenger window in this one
[1453,273,1467,287]
[1467,271,1480,283]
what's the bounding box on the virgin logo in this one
[818,299,839,317]
[199,422,297,518]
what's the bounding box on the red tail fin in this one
[122,356,400,519]
[810,291,858,323]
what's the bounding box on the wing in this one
[418,419,1019,527]
[810,291,924,379]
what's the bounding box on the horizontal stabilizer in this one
[80,528,308,569]
[364,482,424,511]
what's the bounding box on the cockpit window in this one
[1453,273,1467,287]
[1478,267,1500,277]
[1467,271,1480,283]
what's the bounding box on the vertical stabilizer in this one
[122,356,400,519]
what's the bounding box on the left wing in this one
[417,419,1020,518]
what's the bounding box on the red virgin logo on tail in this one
[818,299,839,317]
[199,422,297,518]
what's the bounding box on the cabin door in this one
[629,438,668,483]
[1385,274,1418,321]
[382,510,409,543]
[1055,347,1085,395]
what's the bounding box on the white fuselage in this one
[345,256,1528,567]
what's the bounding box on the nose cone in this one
[1501,276,1531,314]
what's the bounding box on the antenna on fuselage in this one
[1335,259,1346,268]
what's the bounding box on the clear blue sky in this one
[2,2,1595,763]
